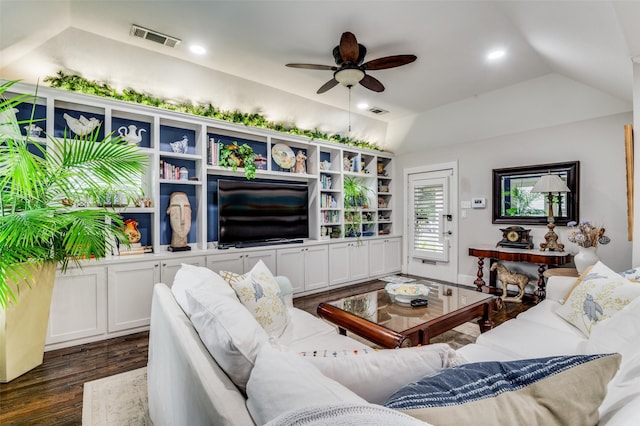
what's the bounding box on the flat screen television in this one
[218,179,309,247]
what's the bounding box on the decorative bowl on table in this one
[385,283,430,305]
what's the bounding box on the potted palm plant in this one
[0,80,148,382]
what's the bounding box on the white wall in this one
[394,112,634,283]
[633,61,640,266]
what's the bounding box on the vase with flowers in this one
[566,221,611,273]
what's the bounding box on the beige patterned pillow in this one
[230,260,289,337]
[219,269,246,285]
[556,261,640,336]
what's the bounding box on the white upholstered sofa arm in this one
[546,276,578,302]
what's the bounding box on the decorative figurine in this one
[294,150,307,174]
[490,262,529,309]
[166,192,191,251]
[63,113,101,136]
[343,155,351,171]
[118,124,146,145]
[23,124,43,137]
[170,135,189,154]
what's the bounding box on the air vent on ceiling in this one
[368,106,389,115]
[130,25,181,48]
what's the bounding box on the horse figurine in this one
[490,262,530,309]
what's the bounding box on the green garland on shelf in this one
[44,71,382,151]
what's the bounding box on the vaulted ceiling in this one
[1,1,639,151]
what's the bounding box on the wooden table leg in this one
[534,264,547,303]
[477,300,495,333]
[474,257,485,291]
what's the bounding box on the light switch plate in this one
[471,197,486,208]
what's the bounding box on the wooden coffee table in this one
[317,281,496,349]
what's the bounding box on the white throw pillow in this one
[556,261,640,336]
[297,343,463,404]
[171,263,236,315]
[186,286,269,391]
[246,344,367,425]
[230,260,289,337]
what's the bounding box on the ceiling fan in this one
[286,31,417,94]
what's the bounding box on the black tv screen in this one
[218,180,309,246]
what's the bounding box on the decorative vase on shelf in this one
[574,246,599,274]
[123,218,141,244]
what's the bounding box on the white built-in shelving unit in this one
[6,82,401,350]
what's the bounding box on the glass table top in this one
[327,280,494,334]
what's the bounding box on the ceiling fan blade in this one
[339,32,359,64]
[359,74,385,92]
[362,55,417,70]
[286,63,337,71]
[317,78,339,94]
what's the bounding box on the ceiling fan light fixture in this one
[334,68,365,87]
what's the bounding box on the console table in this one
[468,245,572,302]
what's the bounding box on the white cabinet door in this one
[349,242,369,281]
[107,261,160,333]
[304,245,329,291]
[277,246,329,293]
[368,239,386,277]
[276,248,306,293]
[329,243,351,286]
[369,238,402,276]
[207,250,276,277]
[329,242,369,285]
[244,250,277,274]
[160,256,205,287]
[207,252,245,275]
[385,237,402,273]
[46,266,107,345]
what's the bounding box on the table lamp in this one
[531,173,570,251]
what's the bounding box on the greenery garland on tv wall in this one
[44,71,381,152]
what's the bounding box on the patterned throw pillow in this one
[556,261,640,336]
[230,260,289,337]
[219,269,246,285]
[384,353,621,426]
[619,266,640,281]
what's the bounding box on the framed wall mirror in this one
[492,161,579,225]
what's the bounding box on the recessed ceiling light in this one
[189,44,206,55]
[357,102,369,110]
[486,49,506,61]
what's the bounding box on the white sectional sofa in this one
[458,272,640,425]
[147,262,640,425]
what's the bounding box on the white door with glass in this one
[405,163,457,282]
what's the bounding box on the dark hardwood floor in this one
[0,332,149,425]
[0,277,532,425]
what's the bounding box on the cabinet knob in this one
[155,263,159,268]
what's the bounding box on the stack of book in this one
[207,138,220,165]
[118,243,147,256]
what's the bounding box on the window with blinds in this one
[409,175,449,262]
